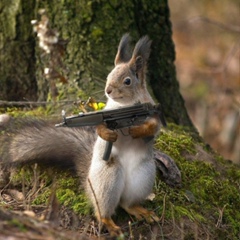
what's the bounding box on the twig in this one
[216,204,227,228]
[160,193,167,224]
[26,164,39,203]
[87,178,102,237]
[21,168,28,210]
[0,100,75,106]
[128,221,134,239]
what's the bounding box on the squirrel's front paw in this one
[129,125,147,138]
[129,118,159,138]
[96,124,118,142]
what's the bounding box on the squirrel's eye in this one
[124,78,131,85]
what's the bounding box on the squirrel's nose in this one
[106,86,112,95]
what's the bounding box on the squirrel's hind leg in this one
[123,205,160,223]
[95,213,123,237]
[87,152,125,236]
[87,169,124,236]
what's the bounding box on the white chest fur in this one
[112,130,156,207]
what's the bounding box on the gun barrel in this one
[57,113,104,127]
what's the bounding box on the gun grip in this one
[103,141,113,161]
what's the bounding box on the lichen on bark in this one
[0,0,37,101]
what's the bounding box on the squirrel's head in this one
[105,34,152,105]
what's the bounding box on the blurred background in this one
[169,0,240,163]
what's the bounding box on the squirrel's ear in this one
[130,56,144,74]
[134,56,144,72]
[114,33,132,66]
[131,35,151,65]
[129,36,152,85]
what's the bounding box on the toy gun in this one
[55,102,166,161]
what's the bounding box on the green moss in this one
[10,167,91,216]
[32,189,51,205]
[11,167,35,187]
[55,175,91,215]
[0,0,20,40]
[155,123,196,159]
[3,106,48,118]
[2,104,69,118]
[153,123,240,239]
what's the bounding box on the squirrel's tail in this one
[1,118,96,179]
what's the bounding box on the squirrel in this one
[0,34,181,236]
[87,34,161,235]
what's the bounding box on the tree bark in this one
[0,0,37,101]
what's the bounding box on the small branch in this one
[216,204,227,228]
[0,100,76,107]
[87,178,102,237]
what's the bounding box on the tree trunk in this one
[0,0,37,101]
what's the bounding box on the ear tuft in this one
[129,36,152,86]
[114,33,132,66]
[132,35,152,63]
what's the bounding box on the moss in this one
[10,167,36,187]
[9,167,91,216]
[155,123,196,159]
[0,0,37,101]
[0,0,21,40]
[2,104,69,118]
[55,175,91,215]
[153,123,240,239]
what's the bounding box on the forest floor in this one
[1,121,239,240]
